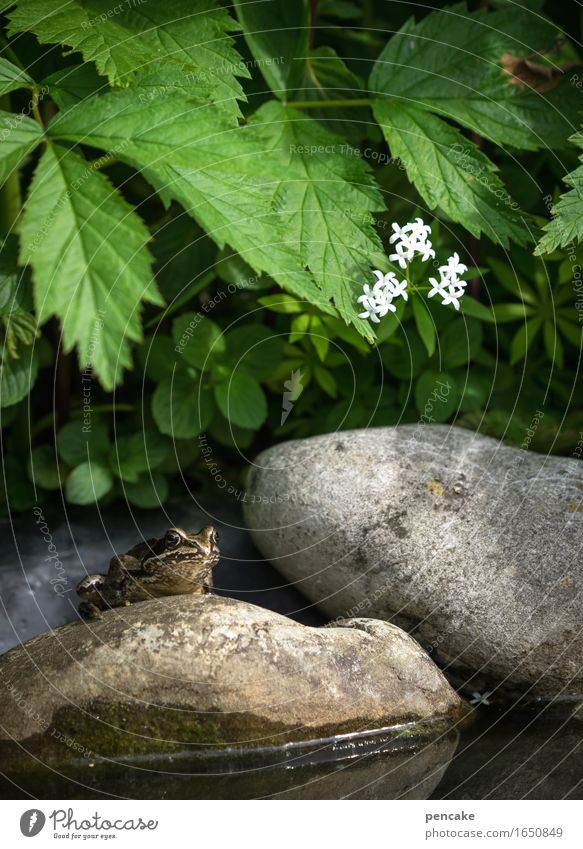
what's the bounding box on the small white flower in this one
[389,241,414,269]
[469,690,492,707]
[387,277,409,302]
[428,277,448,299]
[440,252,468,282]
[357,294,381,322]
[389,222,409,245]
[440,284,465,311]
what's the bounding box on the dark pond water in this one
[2,708,582,799]
[1,500,582,799]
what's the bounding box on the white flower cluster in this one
[428,252,468,311]
[357,218,468,323]
[389,217,435,268]
[357,270,408,323]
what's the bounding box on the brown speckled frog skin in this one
[76,526,219,619]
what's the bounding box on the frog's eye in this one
[165,530,182,548]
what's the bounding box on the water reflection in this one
[0,722,458,800]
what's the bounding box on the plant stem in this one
[0,35,25,69]
[286,97,373,109]
[0,96,21,236]
[31,86,43,127]
[92,154,118,171]
[309,0,318,51]
[467,131,483,298]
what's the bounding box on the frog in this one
[76,526,219,620]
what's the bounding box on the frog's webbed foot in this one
[79,601,104,620]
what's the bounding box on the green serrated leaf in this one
[19,144,161,389]
[65,460,113,505]
[0,110,43,183]
[42,63,105,109]
[49,90,333,318]
[370,4,579,151]
[246,100,386,337]
[7,0,247,116]
[214,371,267,429]
[0,56,33,96]
[373,101,530,247]
[536,130,583,254]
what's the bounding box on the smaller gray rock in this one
[0,595,466,765]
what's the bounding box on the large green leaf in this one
[536,130,583,254]
[373,100,530,246]
[42,63,105,109]
[6,0,247,114]
[369,3,579,151]
[19,144,161,388]
[48,91,338,319]
[0,111,43,183]
[245,100,386,336]
[0,56,33,96]
[234,0,309,97]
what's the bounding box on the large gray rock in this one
[0,594,465,766]
[243,425,583,700]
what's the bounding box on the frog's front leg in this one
[107,553,141,581]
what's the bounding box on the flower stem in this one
[285,97,373,109]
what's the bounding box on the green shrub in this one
[0,1,581,512]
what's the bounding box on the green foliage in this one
[5,0,247,113]
[0,1,580,513]
[0,56,32,95]
[372,101,530,246]
[537,131,583,255]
